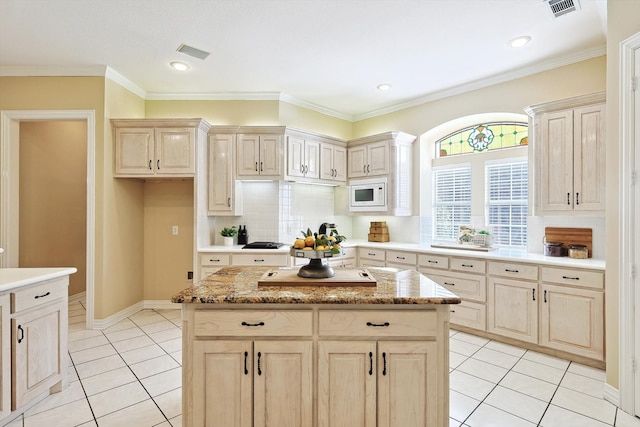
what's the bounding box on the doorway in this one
[1,110,96,328]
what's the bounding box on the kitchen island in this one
[173,266,460,427]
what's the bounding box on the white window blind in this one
[433,166,471,241]
[486,160,528,247]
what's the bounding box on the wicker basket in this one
[472,234,494,247]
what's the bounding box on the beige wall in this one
[18,121,87,296]
[605,0,640,390]
[143,181,194,300]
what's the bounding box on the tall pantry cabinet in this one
[525,91,606,215]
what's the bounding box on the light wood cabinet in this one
[286,136,320,180]
[487,277,538,344]
[357,248,386,268]
[526,92,606,215]
[348,140,389,178]
[236,133,283,178]
[320,143,347,183]
[112,119,210,178]
[208,133,242,216]
[8,276,68,413]
[385,250,417,270]
[0,295,9,421]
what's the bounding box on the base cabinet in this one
[193,340,312,427]
[487,278,538,344]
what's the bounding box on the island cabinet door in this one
[253,340,312,427]
[317,341,376,427]
[377,341,437,427]
[192,340,253,427]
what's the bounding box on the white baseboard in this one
[91,301,144,330]
[603,383,620,407]
[90,300,179,330]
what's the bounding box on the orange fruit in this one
[304,236,315,247]
[293,239,305,249]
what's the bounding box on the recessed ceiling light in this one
[508,36,531,48]
[377,83,392,91]
[170,61,190,71]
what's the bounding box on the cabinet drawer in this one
[232,254,288,266]
[450,257,486,274]
[417,254,449,270]
[199,253,231,266]
[489,261,538,281]
[318,310,437,337]
[422,271,486,303]
[450,300,486,331]
[11,277,68,314]
[194,310,313,337]
[340,247,356,259]
[358,248,386,261]
[541,267,604,289]
[385,251,416,266]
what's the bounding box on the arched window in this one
[431,121,528,248]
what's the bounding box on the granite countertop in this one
[172,266,461,305]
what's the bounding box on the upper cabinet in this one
[525,92,606,216]
[208,131,243,216]
[320,143,347,184]
[284,129,347,185]
[347,132,416,216]
[236,129,284,179]
[112,118,210,178]
[286,136,320,180]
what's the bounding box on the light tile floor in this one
[2,299,640,427]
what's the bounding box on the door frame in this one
[1,110,96,329]
[618,31,640,416]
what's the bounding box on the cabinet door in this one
[209,134,242,215]
[287,136,305,178]
[320,143,335,180]
[487,278,538,344]
[366,141,390,176]
[573,104,606,212]
[539,110,574,211]
[192,340,252,427]
[114,127,155,175]
[237,134,261,176]
[304,140,320,179]
[348,145,368,178]
[317,341,376,427]
[259,135,282,176]
[333,145,347,182]
[254,340,312,427]
[155,127,196,174]
[12,300,66,410]
[0,295,9,421]
[540,284,604,360]
[377,341,437,427]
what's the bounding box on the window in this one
[436,122,528,157]
[433,166,471,241]
[486,160,528,247]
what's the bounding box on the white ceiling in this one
[0,0,607,121]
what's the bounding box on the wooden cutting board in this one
[544,227,592,257]
[258,268,377,287]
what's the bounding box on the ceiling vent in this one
[547,0,580,17]
[176,44,210,60]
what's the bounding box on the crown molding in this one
[278,93,354,122]
[104,66,146,98]
[353,45,607,121]
[0,65,108,77]
[145,91,281,101]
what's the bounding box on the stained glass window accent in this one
[436,122,528,157]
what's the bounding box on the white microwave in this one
[350,177,387,212]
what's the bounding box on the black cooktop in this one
[242,241,285,249]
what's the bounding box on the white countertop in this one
[0,267,78,292]
[199,241,605,270]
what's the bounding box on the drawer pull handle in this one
[505,269,519,273]
[461,264,474,268]
[532,289,536,301]
[257,352,262,376]
[369,352,373,376]
[254,259,265,263]
[255,162,258,171]
[260,161,263,172]
[428,260,438,264]
[209,259,220,262]
[366,322,390,327]
[451,310,456,313]
[544,290,548,303]
[241,321,265,327]
[244,351,249,375]
[17,325,24,343]
[576,192,580,205]
[382,352,387,376]
[227,198,231,207]
[148,160,152,170]
[562,276,580,280]
[396,256,405,260]
[444,282,455,286]
[34,291,51,299]
[567,192,571,205]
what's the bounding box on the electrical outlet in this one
[187,271,193,280]
[172,226,179,235]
